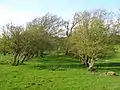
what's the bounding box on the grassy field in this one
[0,53,120,90]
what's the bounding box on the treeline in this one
[0,9,120,70]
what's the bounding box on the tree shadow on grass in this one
[37,59,80,64]
[29,55,87,71]
[95,62,120,67]
[33,63,84,71]
[94,62,120,73]
[98,67,120,72]
[30,55,120,72]
[35,55,80,64]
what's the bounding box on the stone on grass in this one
[106,71,116,76]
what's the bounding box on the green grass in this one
[0,54,120,90]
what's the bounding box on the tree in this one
[0,13,64,65]
[0,24,24,65]
[31,13,64,36]
[23,23,54,58]
[69,10,116,70]
[63,13,79,55]
[25,13,63,57]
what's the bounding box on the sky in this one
[0,0,120,28]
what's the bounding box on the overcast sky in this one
[0,0,120,30]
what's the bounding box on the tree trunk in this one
[12,53,18,66]
[25,54,30,61]
[65,47,69,55]
[81,55,85,65]
[81,55,89,67]
[81,55,86,65]
[35,51,39,57]
[74,49,79,58]
[81,58,86,65]
[16,59,20,66]
[30,54,34,59]
[88,57,94,70]
[40,49,44,58]
[21,55,27,64]
[15,54,21,66]
[86,55,89,67]
[3,52,6,56]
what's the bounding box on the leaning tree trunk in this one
[25,54,31,61]
[81,55,85,65]
[16,59,20,66]
[81,55,89,67]
[15,54,21,66]
[88,57,94,71]
[12,53,18,66]
[21,55,27,64]
[30,54,34,59]
[81,58,85,65]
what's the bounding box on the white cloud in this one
[0,4,73,34]
[0,5,41,34]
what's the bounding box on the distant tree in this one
[63,13,78,55]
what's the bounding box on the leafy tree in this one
[0,13,63,65]
[69,10,116,70]
[0,24,24,65]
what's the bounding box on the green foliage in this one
[69,10,116,61]
[0,13,63,65]
[1,8,120,90]
[0,10,120,67]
